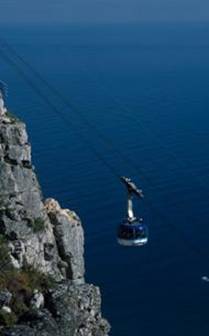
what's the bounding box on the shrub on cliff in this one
[28,217,45,233]
[0,308,17,327]
[0,263,54,327]
[0,235,11,274]
[5,110,20,123]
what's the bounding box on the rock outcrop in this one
[0,106,110,335]
[0,115,62,280]
[44,198,85,283]
[0,89,7,118]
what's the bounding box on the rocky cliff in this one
[0,109,110,335]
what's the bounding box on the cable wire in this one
[1,38,209,265]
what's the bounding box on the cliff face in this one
[0,111,110,335]
[0,117,63,280]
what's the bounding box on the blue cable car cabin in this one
[117,177,148,247]
[117,219,148,246]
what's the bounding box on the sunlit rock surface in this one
[0,111,110,335]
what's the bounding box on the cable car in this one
[117,176,148,247]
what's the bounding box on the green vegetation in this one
[0,235,54,327]
[0,266,55,327]
[28,217,45,233]
[0,235,11,273]
[5,111,19,123]
[0,198,9,211]
[0,309,17,327]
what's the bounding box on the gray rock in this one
[1,306,12,314]
[45,198,85,283]
[30,290,45,309]
[8,240,25,269]
[0,285,111,336]
[0,310,59,336]
[0,119,62,281]
[0,112,110,335]
[45,281,110,336]
[0,325,36,336]
[0,92,7,117]
[0,290,12,307]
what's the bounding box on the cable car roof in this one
[120,176,144,198]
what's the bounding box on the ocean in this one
[1,22,209,335]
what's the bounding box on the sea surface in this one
[1,22,209,335]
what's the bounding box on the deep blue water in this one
[1,22,209,335]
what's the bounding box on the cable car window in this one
[135,226,146,238]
